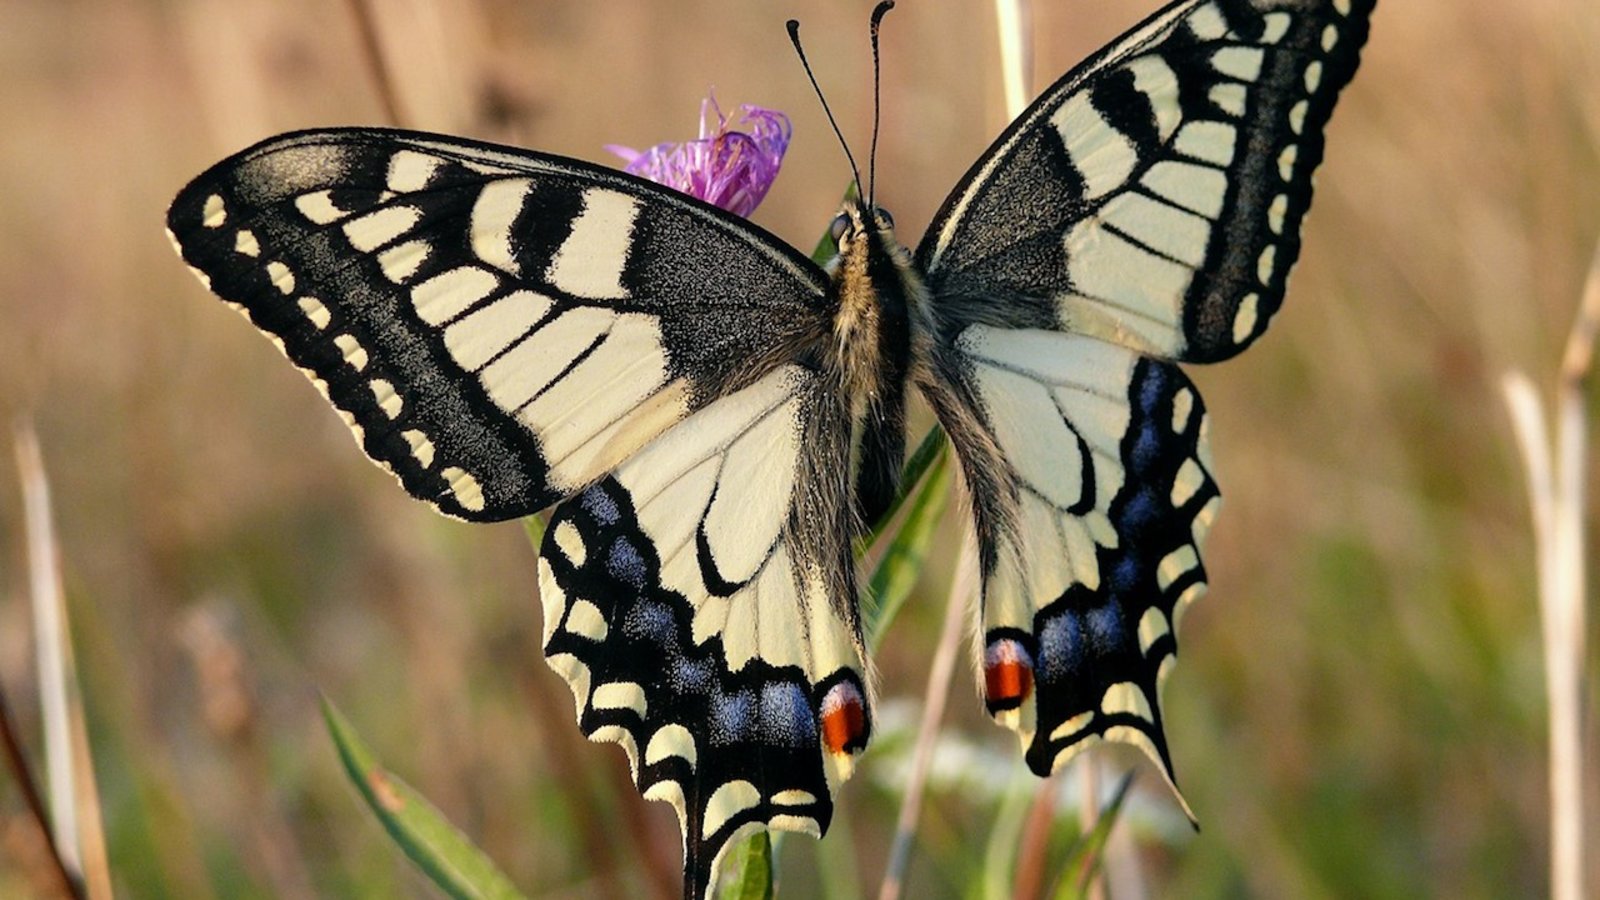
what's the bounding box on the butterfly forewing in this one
[919,0,1375,362]
[537,365,870,898]
[168,128,831,521]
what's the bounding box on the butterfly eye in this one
[829,214,850,243]
[875,207,895,229]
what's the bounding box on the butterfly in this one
[166,0,1374,895]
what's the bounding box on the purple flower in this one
[607,93,792,218]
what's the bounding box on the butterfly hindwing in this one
[537,365,871,899]
[918,0,1375,362]
[924,327,1217,797]
[167,128,831,521]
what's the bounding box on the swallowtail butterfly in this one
[167,0,1374,894]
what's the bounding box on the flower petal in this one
[607,92,791,217]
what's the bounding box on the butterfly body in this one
[167,0,1374,895]
[824,202,924,526]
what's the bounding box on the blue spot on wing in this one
[711,688,756,745]
[581,488,621,525]
[608,536,647,589]
[760,682,818,747]
[1119,486,1159,535]
[1037,609,1084,683]
[669,656,714,694]
[1086,603,1123,654]
[622,599,675,643]
[1128,424,1163,476]
[1136,362,1168,413]
[1108,555,1142,593]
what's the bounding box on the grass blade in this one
[811,183,860,265]
[720,832,774,900]
[321,696,528,900]
[860,426,947,555]
[17,423,80,879]
[865,439,950,647]
[1049,772,1134,900]
[876,527,975,900]
[16,423,112,899]
[0,683,80,898]
[522,513,548,551]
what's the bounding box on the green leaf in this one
[1050,772,1135,900]
[521,513,547,551]
[982,767,1041,900]
[813,801,863,900]
[865,437,951,647]
[861,426,948,553]
[321,697,528,900]
[811,182,860,264]
[720,831,774,900]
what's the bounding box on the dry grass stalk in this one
[877,524,977,900]
[344,0,409,128]
[15,425,79,884]
[13,423,113,899]
[0,682,80,898]
[1012,769,1063,900]
[1500,238,1597,900]
[994,0,1034,122]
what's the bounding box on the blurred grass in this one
[322,696,527,900]
[1,0,1598,896]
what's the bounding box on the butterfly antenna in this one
[868,1,894,206]
[788,19,863,197]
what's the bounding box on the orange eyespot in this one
[819,681,868,755]
[983,637,1034,709]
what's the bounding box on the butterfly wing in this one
[170,128,862,891]
[167,128,831,521]
[915,0,1373,791]
[920,329,1217,804]
[918,0,1375,362]
[538,364,870,898]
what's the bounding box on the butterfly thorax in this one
[825,202,928,528]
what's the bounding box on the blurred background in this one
[1,0,1598,896]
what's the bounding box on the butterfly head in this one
[826,201,906,266]
[824,199,925,414]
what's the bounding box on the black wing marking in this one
[537,365,871,898]
[921,327,1217,804]
[168,128,831,520]
[918,0,1375,362]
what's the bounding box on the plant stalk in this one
[1500,238,1597,900]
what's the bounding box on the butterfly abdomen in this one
[828,203,925,527]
